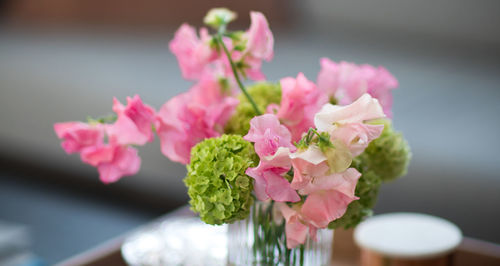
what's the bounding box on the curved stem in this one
[216,32,262,115]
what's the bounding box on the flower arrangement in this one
[54,8,410,265]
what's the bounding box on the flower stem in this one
[216,29,262,115]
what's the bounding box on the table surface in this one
[57,207,500,266]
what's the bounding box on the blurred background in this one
[0,0,499,264]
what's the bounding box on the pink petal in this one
[156,121,191,165]
[262,147,293,168]
[299,168,361,197]
[301,189,357,228]
[317,58,340,97]
[285,215,309,249]
[244,114,295,157]
[316,58,398,117]
[245,11,274,61]
[108,96,156,146]
[80,145,115,166]
[97,146,141,184]
[156,74,238,164]
[245,166,270,201]
[331,123,384,156]
[122,95,156,141]
[53,122,104,154]
[106,114,149,146]
[276,203,309,249]
[290,146,330,190]
[263,171,300,202]
[245,157,297,202]
[277,73,328,141]
[169,24,215,80]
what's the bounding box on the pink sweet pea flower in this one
[289,145,330,190]
[245,11,274,61]
[314,93,385,156]
[300,168,361,228]
[54,122,104,154]
[55,122,142,184]
[106,95,156,146]
[246,147,300,202]
[276,202,318,249]
[314,93,385,133]
[277,73,328,141]
[244,114,300,202]
[156,73,239,164]
[97,145,141,184]
[360,64,398,117]
[169,24,217,80]
[316,58,398,117]
[81,144,141,184]
[244,114,296,157]
[288,142,361,228]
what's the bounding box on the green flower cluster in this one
[185,135,258,225]
[358,119,412,182]
[328,158,382,229]
[225,82,282,136]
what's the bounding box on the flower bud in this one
[204,8,237,28]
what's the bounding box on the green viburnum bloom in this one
[225,82,282,136]
[184,134,258,225]
[328,157,382,229]
[358,119,411,182]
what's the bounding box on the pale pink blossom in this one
[317,58,398,117]
[276,202,318,249]
[245,11,274,61]
[314,93,385,133]
[169,24,216,80]
[277,73,328,141]
[54,122,104,154]
[330,123,384,156]
[106,95,156,146]
[300,168,361,228]
[289,145,330,190]
[156,74,239,164]
[314,93,385,156]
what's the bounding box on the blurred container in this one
[354,213,462,266]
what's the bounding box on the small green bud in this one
[204,8,237,29]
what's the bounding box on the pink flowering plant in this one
[54,8,410,264]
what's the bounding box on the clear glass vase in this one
[227,201,333,266]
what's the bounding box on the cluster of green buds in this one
[185,134,258,225]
